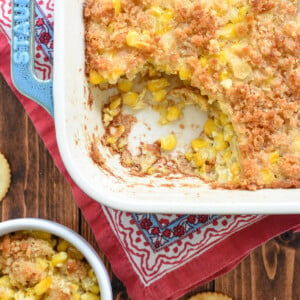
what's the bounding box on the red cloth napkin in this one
[1,3,300,299]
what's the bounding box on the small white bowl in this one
[0,218,113,300]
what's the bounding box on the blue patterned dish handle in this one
[11,0,53,116]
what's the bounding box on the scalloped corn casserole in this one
[84,0,300,190]
[0,231,101,299]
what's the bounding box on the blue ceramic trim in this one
[11,0,53,116]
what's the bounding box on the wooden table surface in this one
[0,73,300,300]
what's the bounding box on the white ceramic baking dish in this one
[11,0,300,214]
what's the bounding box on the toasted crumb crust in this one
[85,0,300,190]
[0,232,100,298]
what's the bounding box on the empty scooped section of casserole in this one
[84,0,300,190]
[99,72,241,185]
[0,231,101,300]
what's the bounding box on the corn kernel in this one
[158,64,173,74]
[160,134,177,151]
[261,169,274,184]
[34,277,52,295]
[204,119,216,137]
[37,258,48,271]
[88,284,100,294]
[118,139,126,149]
[89,70,105,85]
[214,134,229,151]
[149,6,163,17]
[199,56,209,67]
[27,231,52,241]
[219,23,236,39]
[291,136,300,152]
[140,30,151,40]
[109,97,122,110]
[192,138,209,151]
[72,284,79,293]
[269,151,279,164]
[219,70,230,82]
[106,23,114,34]
[52,252,68,267]
[57,239,70,252]
[166,106,180,122]
[185,153,194,161]
[147,78,170,92]
[87,270,95,280]
[148,67,159,77]
[219,112,229,126]
[155,25,164,36]
[0,275,11,287]
[107,137,116,145]
[199,165,207,173]
[147,167,157,175]
[155,10,174,34]
[179,65,191,80]
[133,36,151,50]
[126,31,139,47]
[112,0,121,16]
[68,247,84,260]
[265,76,274,85]
[116,125,125,137]
[217,50,228,65]
[122,92,139,107]
[193,152,205,167]
[152,90,167,102]
[222,150,232,162]
[230,162,240,176]
[110,105,120,117]
[231,6,248,24]
[161,10,174,23]
[81,293,99,300]
[72,292,81,300]
[117,79,133,92]
[108,71,123,84]
[224,124,234,142]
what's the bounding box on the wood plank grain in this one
[214,232,300,300]
[0,73,79,229]
[0,73,28,219]
[214,258,252,300]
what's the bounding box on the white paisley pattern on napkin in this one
[0,0,265,286]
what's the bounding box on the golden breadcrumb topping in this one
[85,0,300,190]
[0,232,101,299]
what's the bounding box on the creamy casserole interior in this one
[84,0,300,190]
